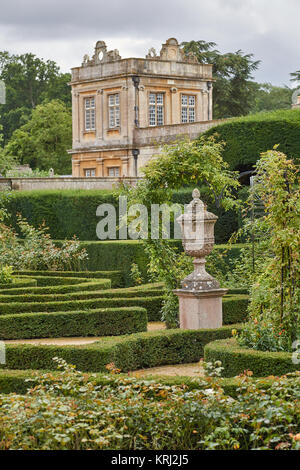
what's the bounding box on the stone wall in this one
[0,177,141,192]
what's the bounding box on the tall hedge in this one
[203,108,300,170]
[3,188,239,243]
[79,241,244,284]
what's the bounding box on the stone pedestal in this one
[174,288,228,330]
[175,188,228,330]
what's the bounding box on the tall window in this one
[149,93,164,126]
[181,95,195,123]
[84,97,96,131]
[108,94,120,128]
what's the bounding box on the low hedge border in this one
[0,279,112,298]
[0,368,276,397]
[0,324,243,373]
[0,278,37,291]
[0,295,164,322]
[0,307,148,340]
[14,270,124,288]
[0,282,163,302]
[0,294,247,325]
[204,338,299,377]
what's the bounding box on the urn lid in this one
[176,188,218,224]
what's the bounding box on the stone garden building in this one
[70,38,217,178]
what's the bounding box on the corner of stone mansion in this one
[70,38,221,178]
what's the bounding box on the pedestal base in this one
[174,288,228,330]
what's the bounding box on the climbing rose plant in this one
[238,149,300,351]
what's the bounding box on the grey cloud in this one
[0,0,299,85]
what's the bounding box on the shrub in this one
[0,277,37,291]
[0,215,88,271]
[204,338,299,377]
[0,294,164,321]
[0,266,13,285]
[0,358,299,450]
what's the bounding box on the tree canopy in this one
[0,51,71,144]
[4,100,72,174]
[182,40,260,118]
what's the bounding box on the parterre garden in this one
[0,135,299,450]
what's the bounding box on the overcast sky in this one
[0,0,299,86]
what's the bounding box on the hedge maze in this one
[1,268,291,383]
[0,268,255,387]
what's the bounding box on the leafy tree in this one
[290,70,300,83]
[0,52,71,143]
[249,83,293,113]
[4,100,72,174]
[182,40,260,118]
[0,122,15,175]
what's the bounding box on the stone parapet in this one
[133,120,225,146]
[71,58,213,84]
[0,177,141,192]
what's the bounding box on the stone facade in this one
[70,38,218,178]
[292,95,300,109]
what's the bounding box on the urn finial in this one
[192,188,200,200]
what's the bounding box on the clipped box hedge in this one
[0,324,243,373]
[204,338,299,377]
[0,307,147,340]
[0,294,164,322]
[0,290,246,324]
[0,284,164,304]
[0,276,111,296]
[14,270,123,288]
[0,277,37,291]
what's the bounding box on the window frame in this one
[84,96,96,132]
[148,92,165,127]
[84,168,96,177]
[107,166,120,177]
[108,93,120,129]
[181,94,196,124]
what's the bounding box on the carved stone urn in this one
[174,189,227,330]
